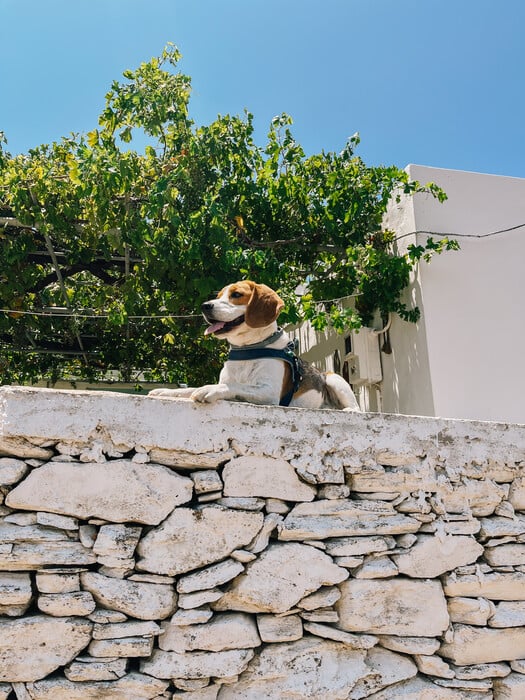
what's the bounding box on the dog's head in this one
[202,281,284,341]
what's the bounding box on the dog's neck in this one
[229,328,284,350]
[228,321,284,348]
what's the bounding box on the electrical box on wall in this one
[345,327,382,385]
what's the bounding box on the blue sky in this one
[1,0,524,178]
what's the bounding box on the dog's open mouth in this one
[204,315,245,336]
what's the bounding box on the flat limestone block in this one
[366,676,491,699]
[160,612,261,653]
[278,500,420,540]
[25,672,168,699]
[81,572,177,621]
[216,637,370,700]
[140,648,254,680]
[37,591,96,616]
[256,614,303,643]
[440,624,525,665]
[0,615,93,683]
[0,572,32,605]
[443,571,525,600]
[392,535,484,578]
[222,456,316,501]
[0,541,96,571]
[6,460,192,525]
[137,506,263,577]
[336,579,449,637]
[212,542,348,614]
[64,658,127,682]
[493,673,525,699]
[0,457,28,485]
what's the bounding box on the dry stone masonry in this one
[0,386,524,699]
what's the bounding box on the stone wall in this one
[0,386,524,699]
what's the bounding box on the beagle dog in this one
[149,280,359,411]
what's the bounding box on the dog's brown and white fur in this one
[150,280,359,411]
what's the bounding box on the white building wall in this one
[381,164,525,423]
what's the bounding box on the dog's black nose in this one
[202,301,214,312]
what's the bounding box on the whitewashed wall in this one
[296,165,525,423]
[0,387,525,699]
[381,164,525,423]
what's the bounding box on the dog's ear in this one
[245,283,284,327]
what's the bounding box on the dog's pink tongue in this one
[204,321,226,336]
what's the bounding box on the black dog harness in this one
[227,330,303,407]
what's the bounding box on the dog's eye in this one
[230,292,243,299]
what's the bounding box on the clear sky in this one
[1,0,524,178]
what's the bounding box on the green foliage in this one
[0,45,454,386]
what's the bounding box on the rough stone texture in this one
[92,620,160,639]
[278,499,420,540]
[160,613,261,653]
[137,506,264,576]
[303,622,378,649]
[64,657,128,681]
[392,534,483,577]
[0,616,93,682]
[256,614,303,643]
[222,456,316,501]
[479,514,525,538]
[6,460,192,525]
[88,636,154,658]
[366,676,490,699]
[494,673,525,699]
[178,588,223,609]
[0,541,96,571]
[440,624,525,664]
[484,543,525,566]
[489,600,525,627]
[36,512,79,530]
[177,560,244,593]
[509,476,525,510]
[0,457,28,485]
[81,572,177,620]
[325,536,396,557]
[349,647,418,698]
[1,386,525,696]
[453,662,510,679]
[0,573,32,613]
[378,636,441,655]
[438,478,508,516]
[443,571,525,600]
[213,543,348,613]
[414,654,455,678]
[298,586,341,610]
[93,524,142,561]
[350,465,438,494]
[35,571,80,594]
[140,648,254,680]
[246,512,283,554]
[191,469,223,494]
[169,608,213,626]
[217,638,369,699]
[37,591,96,616]
[353,556,398,579]
[336,579,449,636]
[25,673,168,699]
[448,596,494,625]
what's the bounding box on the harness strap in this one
[227,340,303,407]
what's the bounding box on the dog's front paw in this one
[191,384,229,403]
[149,388,191,398]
